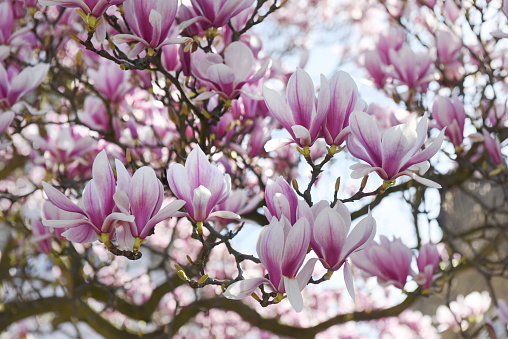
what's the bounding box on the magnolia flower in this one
[351,236,413,290]
[166,145,239,225]
[38,0,125,41]
[112,161,186,251]
[111,0,191,58]
[323,71,366,147]
[263,176,299,224]
[389,46,435,92]
[0,2,34,47]
[310,201,376,299]
[88,60,131,104]
[224,216,316,312]
[482,129,504,167]
[0,63,49,108]
[347,110,445,188]
[432,95,465,148]
[190,0,255,29]
[193,41,269,100]
[30,216,53,254]
[263,67,330,152]
[77,96,111,132]
[364,50,389,89]
[41,150,134,243]
[413,243,440,290]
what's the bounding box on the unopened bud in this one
[196,221,203,235]
[251,293,261,301]
[360,175,369,190]
[292,178,299,191]
[197,274,209,284]
[186,255,193,264]
[335,177,341,192]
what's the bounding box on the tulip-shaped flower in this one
[38,0,125,41]
[347,110,445,188]
[263,176,300,225]
[432,95,466,148]
[323,71,366,148]
[190,0,254,29]
[112,161,186,251]
[310,201,376,299]
[167,145,239,230]
[388,46,435,92]
[88,60,131,104]
[193,41,269,101]
[482,128,504,169]
[112,0,191,58]
[0,62,49,108]
[351,236,413,290]
[224,216,316,312]
[41,150,134,243]
[263,67,330,153]
[413,243,440,290]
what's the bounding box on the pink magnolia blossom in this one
[110,161,186,251]
[193,41,269,100]
[77,96,111,132]
[432,95,466,148]
[435,30,463,81]
[364,50,389,89]
[498,299,508,325]
[310,201,376,299]
[0,63,49,108]
[213,189,260,227]
[443,0,461,22]
[166,145,239,224]
[112,0,191,58]
[351,236,413,290]
[190,0,255,29]
[38,0,125,41]
[323,71,366,147]
[0,2,35,47]
[388,46,435,92]
[263,67,330,151]
[263,176,300,225]
[41,150,135,243]
[30,216,53,254]
[413,243,440,290]
[224,216,316,312]
[88,60,131,104]
[482,128,504,167]
[347,110,445,188]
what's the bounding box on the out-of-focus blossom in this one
[213,189,260,227]
[88,60,131,104]
[78,96,111,132]
[41,150,134,243]
[323,71,365,147]
[0,63,49,108]
[310,201,376,299]
[38,0,125,41]
[224,216,316,312]
[413,243,440,290]
[30,216,53,254]
[435,30,464,81]
[161,44,180,72]
[482,128,504,168]
[190,0,255,30]
[112,0,192,58]
[263,67,330,151]
[347,111,445,188]
[432,95,466,148]
[193,41,269,100]
[498,299,508,326]
[166,145,239,224]
[365,51,389,89]
[351,236,413,290]
[389,46,435,92]
[436,291,491,332]
[443,0,461,22]
[112,161,186,251]
[0,2,35,47]
[375,28,406,64]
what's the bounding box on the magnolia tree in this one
[1,0,508,338]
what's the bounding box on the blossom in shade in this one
[482,128,504,167]
[0,63,49,108]
[224,216,316,312]
[111,161,186,251]
[346,110,445,188]
[38,0,125,41]
[88,60,131,104]
[111,0,192,58]
[351,236,413,290]
[78,96,111,132]
[30,216,53,254]
[190,0,255,29]
[263,67,330,151]
[413,243,440,290]
[192,41,269,100]
[41,150,135,243]
[310,201,376,299]
[432,95,466,148]
[498,299,508,326]
[323,71,366,147]
[166,145,239,224]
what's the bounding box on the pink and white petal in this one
[349,163,379,179]
[256,217,284,284]
[111,34,148,45]
[341,211,376,260]
[113,191,131,215]
[129,167,161,229]
[0,46,9,62]
[408,160,430,175]
[0,111,15,134]
[312,74,331,131]
[115,159,131,192]
[158,37,193,48]
[194,91,217,101]
[247,59,271,83]
[128,42,149,59]
[286,68,315,127]
[41,181,86,216]
[344,260,355,301]
[92,150,116,212]
[148,9,162,47]
[348,111,383,165]
[192,185,212,222]
[94,20,107,42]
[223,278,272,299]
[115,225,136,251]
[403,128,445,170]
[61,224,97,243]
[264,138,293,152]
[291,125,311,146]
[9,63,49,103]
[334,201,351,232]
[296,258,318,290]
[224,42,254,81]
[42,218,94,229]
[263,86,295,131]
[208,210,241,220]
[403,171,442,188]
[100,212,135,234]
[141,199,187,238]
[281,218,311,278]
[313,208,347,266]
[167,163,190,200]
[284,276,304,312]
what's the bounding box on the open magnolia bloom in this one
[346,110,445,188]
[224,216,317,312]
